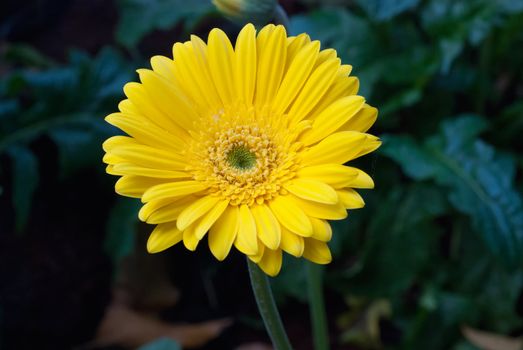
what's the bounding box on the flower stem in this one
[247,258,292,350]
[306,262,330,350]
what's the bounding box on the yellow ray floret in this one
[103,23,380,276]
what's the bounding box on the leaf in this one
[462,326,523,350]
[338,298,392,348]
[289,8,375,64]
[6,145,39,233]
[48,127,97,178]
[94,300,231,348]
[381,115,523,269]
[2,43,56,68]
[138,338,181,350]
[104,197,141,266]
[356,0,420,21]
[48,118,113,178]
[332,185,443,297]
[439,39,463,74]
[271,255,307,303]
[115,0,213,48]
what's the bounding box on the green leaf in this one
[6,145,39,233]
[138,338,181,350]
[115,0,213,48]
[1,43,56,68]
[331,185,444,297]
[271,255,307,303]
[356,0,420,21]
[104,197,141,266]
[382,115,523,268]
[48,122,108,178]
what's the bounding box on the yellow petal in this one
[235,204,258,255]
[284,178,338,204]
[170,42,214,114]
[255,24,287,106]
[183,222,200,251]
[310,218,332,242]
[248,240,265,263]
[285,33,311,70]
[309,76,359,118]
[138,197,180,222]
[207,28,236,105]
[102,135,136,152]
[280,227,304,257]
[314,48,337,68]
[300,95,365,145]
[290,195,347,220]
[353,135,382,159]
[339,105,378,133]
[250,204,281,250]
[147,222,183,253]
[272,41,320,115]
[268,195,313,237]
[337,189,365,209]
[258,248,283,277]
[118,98,140,115]
[194,199,230,239]
[339,64,353,76]
[301,131,367,166]
[150,55,176,80]
[106,164,117,175]
[303,238,332,264]
[208,205,239,261]
[297,164,359,189]
[106,112,186,151]
[142,181,207,203]
[112,163,190,179]
[103,152,124,165]
[234,23,257,105]
[131,73,196,132]
[177,195,221,231]
[123,81,183,134]
[189,35,223,109]
[108,143,187,170]
[145,196,196,224]
[115,175,167,198]
[344,167,375,189]
[288,58,340,124]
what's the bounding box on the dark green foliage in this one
[104,197,141,267]
[5,145,38,233]
[138,338,181,350]
[382,116,523,268]
[0,47,135,233]
[115,0,214,48]
[286,0,523,348]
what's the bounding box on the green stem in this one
[306,262,330,350]
[247,258,292,350]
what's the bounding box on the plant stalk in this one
[306,262,330,350]
[247,258,292,350]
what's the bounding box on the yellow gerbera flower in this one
[103,23,380,276]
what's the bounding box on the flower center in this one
[188,106,302,205]
[226,145,257,171]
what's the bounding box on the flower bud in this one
[213,0,278,25]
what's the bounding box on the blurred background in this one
[1,0,523,349]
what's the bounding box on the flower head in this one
[103,23,380,276]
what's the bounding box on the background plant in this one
[1,0,522,349]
